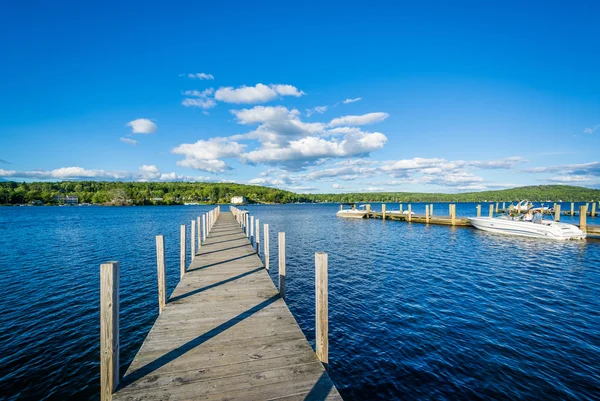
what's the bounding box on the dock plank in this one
[113,212,341,401]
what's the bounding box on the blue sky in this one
[1,1,598,192]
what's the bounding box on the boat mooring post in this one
[399,204,403,213]
[592,203,597,218]
[315,252,329,369]
[476,204,481,217]
[278,232,286,300]
[408,204,412,222]
[554,204,561,222]
[382,204,386,220]
[191,220,196,261]
[571,202,575,216]
[100,261,120,401]
[197,217,201,248]
[155,235,166,314]
[425,205,430,223]
[580,206,587,232]
[430,203,434,216]
[180,225,186,279]
[451,204,456,225]
[256,219,260,255]
[495,202,499,213]
[264,224,270,271]
[489,204,494,218]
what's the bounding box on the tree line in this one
[0,181,597,205]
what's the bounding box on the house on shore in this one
[231,196,247,205]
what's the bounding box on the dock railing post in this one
[202,214,206,243]
[180,225,186,279]
[256,218,260,255]
[250,216,255,244]
[264,224,270,271]
[476,204,481,217]
[580,206,587,232]
[408,204,412,222]
[489,204,494,218]
[100,261,119,401]
[425,205,430,223]
[156,235,166,314]
[554,204,561,222]
[451,204,456,225]
[246,214,250,238]
[315,252,328,369]
[191,220,196,261]
[279,232,286,300]
[197,216,201,248]
[381,204,386,220]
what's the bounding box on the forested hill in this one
[0,181,598,205]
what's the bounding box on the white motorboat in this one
[507,200,532,213]
[388,210,415,216]
[336,204,367,219]
[469,216,586,240]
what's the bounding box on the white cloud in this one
[214,83,305,104]
[0,167,129,180]
[343,98,362,104]
[583,124,599,134]
[522,161,600,176]
[248,177,291,186]
[120,137,138,145]
[187,73,214,80]
[306,105,328,117]
[126,118,157,134]
[328,112,389,127]
[182,88,216,109]
[172,138,245,173]
[547,175,592,183]
[183,88,214,97]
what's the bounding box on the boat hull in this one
[336,210,367,219]
[469,217,586,240]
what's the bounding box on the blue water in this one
[0,203,599,400]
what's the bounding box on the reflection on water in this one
[0,203,598,400]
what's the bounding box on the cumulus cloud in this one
[126,118,157,134]
[120,137,138,145]
[328,112,389,127]
[171,138,245,173]
[547,175,592,183]
[214,83,305,104]
[182,88,216,109]
[187,73,214,80]
[306,105,328,117]
[0,167,130,180]
[343,98,362,104]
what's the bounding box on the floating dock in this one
[102,210,341,401]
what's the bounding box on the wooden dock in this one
[106,210,341,401]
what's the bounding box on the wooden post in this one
[180,225,186,279]
[592,202,597,218]
[155,235,166,314]
[580,206,587,232]
[256,218,260,255]
[197,217,201,248]
[425,205,430,223]
[246,214,250,238]
[408,204,412,222]
[278,232,286,300]
[554,204,561,222]
[339,204,342,211]
[191,220,196,261]
[250,216,255,243]
[366,204,371,213]
[451,204,456,226]
[495,202,499,213]
[381,204,386,220]
[202,214,206,243]
[571,202,575,216]
[489,204,494,218]
[264,224,270,271]
[399,204,403,213]
[586,203,590,216]
[502,202,506,210]
[430,203,433,216]
[476,204,481,217]
[315,252,328,368]
[100,261,119,401]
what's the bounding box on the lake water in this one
[1,203,599,400]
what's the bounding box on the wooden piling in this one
[495,202,499,213]
[502,202,506,210]
[202,214,206,243]
[476,204,481,217]
[571,202,575,216]
[250,216,255,243]
[180,225,186,279]
[430,203,433,216]
[489,204,494,218]
[399,204,403,213]
[315,252,328,368]
[366,204,371,213]
[100,261,119,401]
[246,214,250,238]
[256,218,260,255]
[339,204,343,211]
[592,203,597,218]
[580,206,587,232]
[197,217,201,248]
[554,204,561,222]
[425,205,430,223]
[278,232,286,300]
[451,204,456,226]
[264,224,270,271]
[191,220,196,261]
[155,235,166,314]
[408,204,412,222]
[381,204,386,220]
